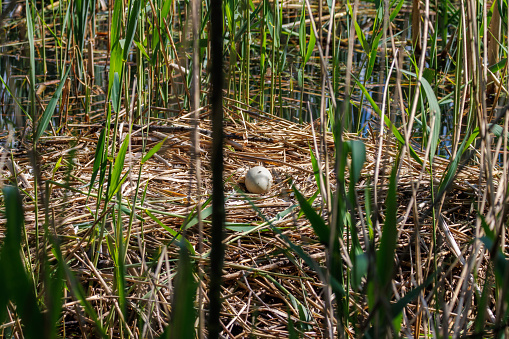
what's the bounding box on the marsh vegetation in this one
[0,0,508,337]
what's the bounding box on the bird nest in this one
[0,97,491,337]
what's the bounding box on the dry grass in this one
[0,95,492,337]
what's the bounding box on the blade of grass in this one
[108,135,129,200]
[376,161,399,288]
[124,0,142,61]
[86,128,107,203]
[34,67,72,143]
[164,245,197,338]
[141,137,168,164]
[354,77,424,166]
[292,186,330,246]
[0,186,45,338]
[146,210,195,255]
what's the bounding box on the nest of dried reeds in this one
[0,97,490,337]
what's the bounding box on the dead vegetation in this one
[0,96,492,337]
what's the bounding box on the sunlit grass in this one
[0,0,508,337]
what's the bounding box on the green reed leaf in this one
[0,186,45,338]
[142,137,167,164]
[376,163,399,287]
[26,0,36,122]
[390,0,405,21]
[146,210,195,255]
[124,0,142,61]
[111,72,121,113]
[161,245,197,338]
[108,0,123,94]
[108,135,129,199]
[293,186,329,246]
[34,66,71,143]
[299,6,306,57]
[420,75,441,162]
[366,33,381,80]
[354,77,424,165]
[437,132,469,199]
[346,140,366,184]
[304,28,316,64]
[87,128,107,202]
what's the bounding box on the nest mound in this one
[0,98,487,337]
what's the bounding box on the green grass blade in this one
[265,274,312,330]
[34,67,72,143]
[111,72,121,113]
[185,205,212,231]
[354,77,424,165]
[304,26,316,64]
[87,128,106,200]
[354,23,368,53]
[108,0,123,96]
[73,0,89,51]
[146,210,195,255]
[463,127,479,153]
[167,246,197,338]
[0,186,45,338]
[365,33,381,80]
[108,135,129,200]
[287,307,298,339]
[389,0,405,21]
[390,271,436,315]
[346,140,366,184]
[292,186,330,246]
[26,0,36,122]
[309,146,322,187]
[437,131,470,198]
[299,6,306,57]
[486,123,509,149]
[134,40,150,60]
[45,253,64,339]
[376,163,399,287]
[419,76,441,162]
[489,58,506,73]
[141,137,167,164]
[124,0,142,61]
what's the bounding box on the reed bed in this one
[0,0,508,337]
[0,96,493,337]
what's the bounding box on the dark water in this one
[0,1,463,160]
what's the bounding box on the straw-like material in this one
[0,97,489,337]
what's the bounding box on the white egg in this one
[245,166,273,194]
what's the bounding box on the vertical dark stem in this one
[208,0,225,337]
